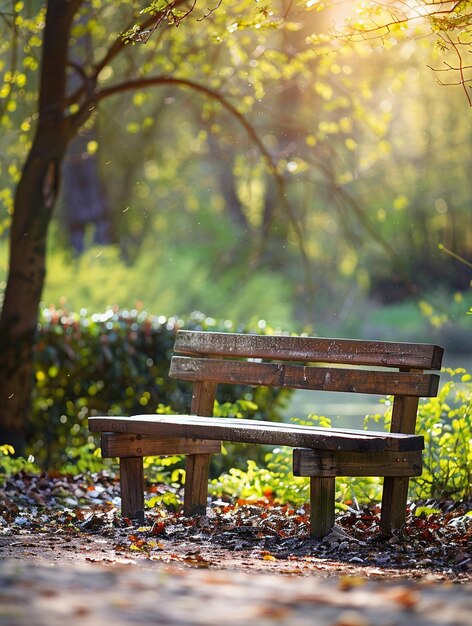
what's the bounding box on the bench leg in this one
[380,393,419,535]
[380,476,409,534]
[184,453,211,516]
[120,457,145,523]
[310,476,335,539]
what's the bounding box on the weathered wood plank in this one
[310,477,335,539]
[89,415,424,453]
[120,457,144,522]
[390,394,420,434]
[174,331,444,370]
[184,380,218,517]
[185,453,211,516]
[380,476,410,533]
[381,392,421,533]
[293,448,423,477]
[169,356,440,397]
[101,433,221,458]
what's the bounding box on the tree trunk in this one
[0,0,81,453]
[63,131,112,252]
[206,130,249,232]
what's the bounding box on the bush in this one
[31,308,291,467]
[0,444,39,484]
[363,368,472,502]
[412,368,472,500]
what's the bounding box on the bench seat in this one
[89,415,424,453]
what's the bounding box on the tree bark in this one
[206,130,249,232]
[62,130,112,252]
[0,0,82,452]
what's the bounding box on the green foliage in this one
[209,456,309,505]
[0,445,39,484]
[413,505,442,518]
[365,369,472,501]
[30,308,291,467]
[145,491,181,511]
[2,0,471,333]
[413,369,472,500]
[0,442,112,482]
[36,238,295,329]
[60,442,109,475]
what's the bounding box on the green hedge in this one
[32,308,291,467]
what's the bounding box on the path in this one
[1,556,471,626]
[1,471,470,625]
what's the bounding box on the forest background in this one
[0,0,471,487]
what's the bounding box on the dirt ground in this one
[1,471,471,625]
[1,533,471,626]
[0,530,469,580]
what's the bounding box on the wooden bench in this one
[88,330,443,539]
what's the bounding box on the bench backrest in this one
[169,331,443,432]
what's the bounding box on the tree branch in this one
[445,32,472,106]
[94,0,194,77]
[330,0,472,105]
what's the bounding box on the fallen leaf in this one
[338,576,365,591]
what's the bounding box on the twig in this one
[197,0,222,22]
[438,244,472,270]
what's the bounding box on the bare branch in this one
[197,0,222,22]
[330,0,472,105]
[439,244,472,270]
[446,32,472,106]
[174,0,198,25]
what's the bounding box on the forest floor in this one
[0,470,471,625]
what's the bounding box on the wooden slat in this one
[89,415,424,453]
[101,433,221,458]
[169,356,440,397]
[174,331,444,370]
[293,448,423,477]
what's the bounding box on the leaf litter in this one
[1,470,472,626]
[0,469,470,581]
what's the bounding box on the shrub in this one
[0,444,39,485]
[363,368,472,502]
[412,368,472,500]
